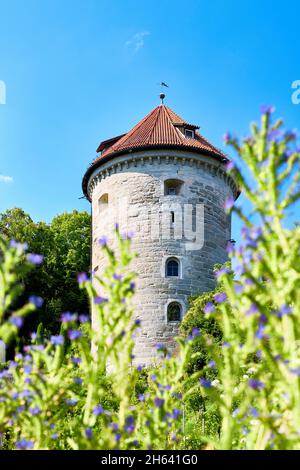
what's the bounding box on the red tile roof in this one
[83,104,228,197]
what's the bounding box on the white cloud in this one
[125,31,150,54]
[0,174,13,183]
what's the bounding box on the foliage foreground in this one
[1,107,300,449]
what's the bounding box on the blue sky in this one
[0,0,299,242]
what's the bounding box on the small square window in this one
[185,129,194,139]
[167,187,176,196]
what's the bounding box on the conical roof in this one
[83,104,228,197]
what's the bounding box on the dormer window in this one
[164,179,183,196]
[185,129,194,139]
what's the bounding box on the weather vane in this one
[158,81,169,104]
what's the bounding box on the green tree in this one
[0,208,91,335]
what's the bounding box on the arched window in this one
[164,179,183,196]
[166,258,179,277]
[167,302,181,322]
[98,193,108,213]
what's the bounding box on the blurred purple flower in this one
[138,394,145,402]
[121,231,134,240]
[150,374,157,381]
[85,428,93,439]
[93,405,104,416]
[29,296,44,308]
[50,335,64,345]
[71,356,81,365]
[94,296,108,305]
[29,407,41,416]
[290,368,300,376]
[214,292,227,303]
[192,327,201,338]
[277,304,292,317]
[154,397,165,408]
[223,132,232,143]
[124,416,135,433]
[204,302,215,314]
[68,330,82,341]
[77,272,88,284]
[10,240,28,251]
[16,439,34,449]
[215,267,229,279]
[113,273,123,281]
[246,304,259,316]
[61,312,77,322]
[172,409,181,419]
[79,314,89,323]
[10,317,24,328]
[225,160,235,171]
[66,399,78,406]
[98,235,108,246]
[248,379,265,390]
[224,196,234,212]
[74,377,83,385]
[200,378,212,389]
[26,253,43,265]
[260,105,275,114]
[208,360,216,369]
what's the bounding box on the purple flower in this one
[113,273,123,281]
[249,407,260,418]
[250,226,263,240]
[215,267,230,279]
[10,240,28,251]
[85,428,93,439]
[154,397,165,408]
[222,341,230,348]
[260,105,275,114]
[93,405,104,416]
[24,364,32,374]
[290,368,300,376]
[248,379,265,390]
[150,374,157,381]
[200,377,212,389]
[130,281,136,291]
[214,292,227,303]
[74,377,83,385]
[94,296,108,305]
[171,409,181,419]
[79,314,89,323]
[124,416,135,433]
[138,394,145,402]
[77,272,88,284]
[204,302,215,314]
[50,335,64,345]
[51,433,58,440]
[255,324,266,340]
[29,406,41,416]
[267,129,282,143]
[26,253,43,265]
[208,360,216,369]
[71,356,81,365]
[61,312,77,322]
[225,160,235,171]
[29,296,44,308]
[277,304,292,318]
[121,231,134,240]
[223,132,232,143]
[234,284,243,294]
[192,327,201,338]
[246,304,259,316]
[68,330,82,341]
[66,399,78,406]
[10,317,24,328]
[98,235,108,247]
[224,196,234,212]
[16,439,34,449]
[136,365,144,372]
[256,350,262,359]
[30,332,37,340]
[135,318,141,326]
[226,241,235,254]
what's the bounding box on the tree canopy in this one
[0,208,91,335]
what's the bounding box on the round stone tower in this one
[82,100,239,365]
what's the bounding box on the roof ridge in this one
[147,105,163,142]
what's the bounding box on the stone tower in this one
[82,100,238,365]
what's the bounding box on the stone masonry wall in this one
[88,149,237,366]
